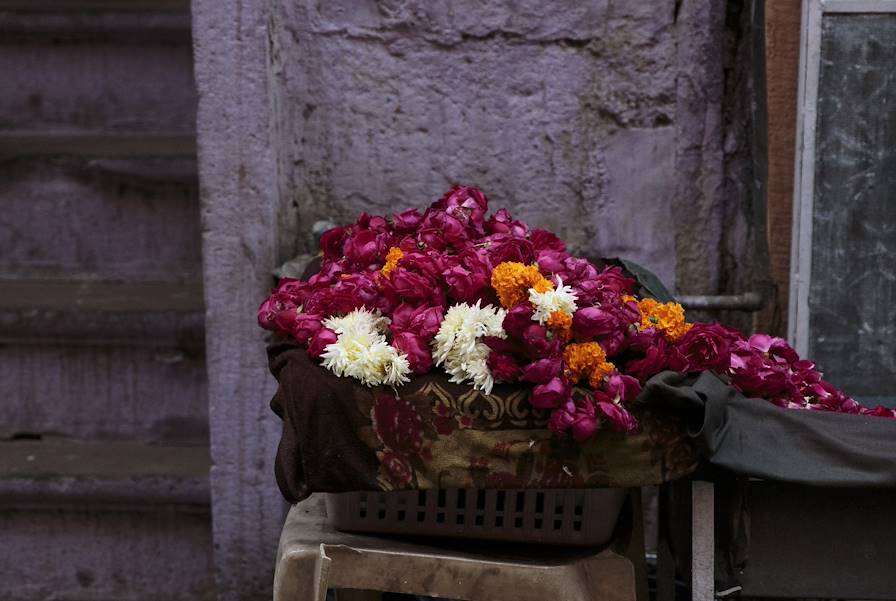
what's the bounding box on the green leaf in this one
[607,257,676,303]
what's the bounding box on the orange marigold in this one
[636,298,692,342]
[587,361,616,388]
[563,342,608,384]
[490,261,553,308]
[381,246,404,278]
[546,310,572,341]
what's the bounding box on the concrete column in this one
[192,1,285,599]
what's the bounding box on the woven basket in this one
[325,488,627,546]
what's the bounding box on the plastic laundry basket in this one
[325,488,628,546]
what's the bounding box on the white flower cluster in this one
[320,308,410,387]
[432,301,507,395]
[528,277,578,324]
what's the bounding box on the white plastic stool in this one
[274,492,647,601]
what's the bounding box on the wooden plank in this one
[1,159,201,280]
[0,278,203,313]
[0,343,208,442]
[0,438,210,507]
[0,0,190,11]
[0,12,191,40]
[755,1,802,336]
[0,309,204,348]
[0,132,195,158]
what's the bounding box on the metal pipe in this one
[677,291,765,311]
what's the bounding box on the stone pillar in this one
[192,1,284,600]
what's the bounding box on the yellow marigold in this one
[563,342,608,384]
[490,261,553,308]
[588,361,616,388]
[546,310,572,341]
[636,298,692,342]
[381,246,404,278]
[622,294,637,304]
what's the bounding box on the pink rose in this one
[291,313,323,344]
[530,229,566,253]
[570,398,600,442]
[536,250,569,276]
[503,304,535,338]
[319,226,350,260]
[487,352,521,383]
[391,304,444,338]
[522,324,560,358]
[548,399,577,436]
[573,306,619,339]
[392,208,423,232]
[625,337,688,382]
[604,373,641,403]
[596,399,639,434]
[485,208,528,237]
[436,185,489,229]
[307,327,337,358]
[530,377,571,409]
[484,234,534,265]
[677,323,743,373]
[860,406,895,418]
[343,229,382,268]
[519,357,562,384]
[391,332,433,374]
[442,250,492,303]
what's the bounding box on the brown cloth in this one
[269,338,699,503]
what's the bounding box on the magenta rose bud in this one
[596,401,639,434]
[573,306,618,339]
[487,352,521,383]
[677,322,743,373]
[530,229,567,253]
[257,296,281,331]
[522,324,559,357]
[392,208,423,232]
[503,304,535,338]
[548,398,577,436]
[307,327,337,358]
[391,332,433,374]
[604,373,642,403]
[343,229,381,268]
[570,414,599,443]
[291,313,323,343]
[530,377,571,409]
[520,357,562,384]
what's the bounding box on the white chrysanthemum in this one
[324,308,389,337]
[432,301,506,395]
[529,278,578,324]
[320,309,409,387]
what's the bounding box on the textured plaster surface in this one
[270,0,680,285]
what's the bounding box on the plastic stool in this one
[274,491,647,601]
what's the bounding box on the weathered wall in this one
[269,1,681,286]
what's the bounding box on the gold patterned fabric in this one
[269,338,699,503]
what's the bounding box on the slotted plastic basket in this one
[325,488,627,546]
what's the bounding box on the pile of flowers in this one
[259,186,895,442]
